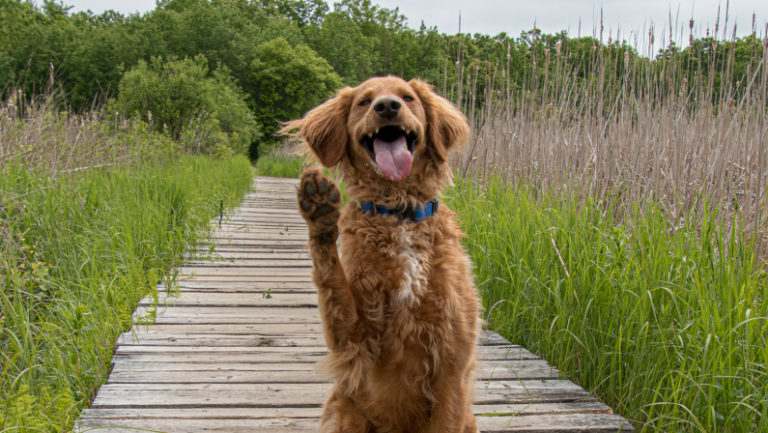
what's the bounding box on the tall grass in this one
[448,23,768,259]
[0,94,254,431]
[445,176,767,433]
[439,17,768,433]
[255,150,305,178]
[0,90,176,173]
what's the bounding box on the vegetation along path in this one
[76,176,633,432]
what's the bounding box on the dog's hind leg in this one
[297,168,360,350]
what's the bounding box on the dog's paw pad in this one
[304,180,317,197]
[317,179,330,194]
[297,169,341,239]
[312,203,336,218]
[299,198,313,212]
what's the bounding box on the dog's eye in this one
[359,99,371,106]
[403,96,414,102]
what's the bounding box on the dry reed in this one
[0,90,136,174]
[449,24,768,258]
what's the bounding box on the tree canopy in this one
[1,0,764,157]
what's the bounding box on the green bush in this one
[114,56,260,156]
[249,37,341,148]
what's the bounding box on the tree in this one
[303,12,373,84]
[249,38,341,147]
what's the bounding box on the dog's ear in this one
[280,87,353,167]
[408,79,469,162]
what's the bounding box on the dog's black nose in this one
[373,97,401,119]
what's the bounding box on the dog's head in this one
[283,76,469,205]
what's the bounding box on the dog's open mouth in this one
[360,125,418,181]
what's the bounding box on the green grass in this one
[0,155,253,432]
[255,152,304,178]
[444,174,767,433]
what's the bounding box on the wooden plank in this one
[112,344,539,361]
[173,275,314,283]
[128,322,326,335]
[170,286,317,294]
[78,413,631,433]
[208,235,309,243]
[198,240,309,247]
[133,306,322,324]
[183,260,313,267]
[157,281,316,289]
[107,360,559,383]
[79,401,612,420]
[208,228,308,235]
[194,244,308,253]
[193,250,309,257]
[117,330,509,348]
[177,267,313,276]
[89,380,596,408]
[117,333,325,347]
[139,292,319,307]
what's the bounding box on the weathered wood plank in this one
[79,401,612,421]
[177,267,313,276]
[129,322,326,335]
[78,413,632,433]
[133,306,322,324]
[139,292,319,307]
[182,260,314,268]
[157,281,317,289]
[112,344,539,362]
[173,275,314,283]
[90,380,595,408]
[106,359,559,383]
[117,330,509,348]
[186,252,311,260]
[117,333,325,347]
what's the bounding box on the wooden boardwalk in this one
[76,176,633,432]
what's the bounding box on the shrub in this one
[115,56,260,155]
[249,37,341,149]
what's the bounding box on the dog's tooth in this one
[375,128,379,135]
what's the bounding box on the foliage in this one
[445,176,768,433]
[114,56,259,155]
[2,0,765,158]
[249,37,341,145]
[0,155,254,432]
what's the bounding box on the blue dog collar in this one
[360,199,439,222]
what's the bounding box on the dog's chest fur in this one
[338,209,448,368]
[340,212,436,311]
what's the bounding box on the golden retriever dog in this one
[282,76,479,433]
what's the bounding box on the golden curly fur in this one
[282,76,480,433]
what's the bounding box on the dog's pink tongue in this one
[373,136,412,181]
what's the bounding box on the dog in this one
[283,76,480,433]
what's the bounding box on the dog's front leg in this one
[424,375,479,433]
[297,169,359,350]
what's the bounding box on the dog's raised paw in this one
[298,169,341,242]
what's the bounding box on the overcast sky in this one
[61,0,768,50]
